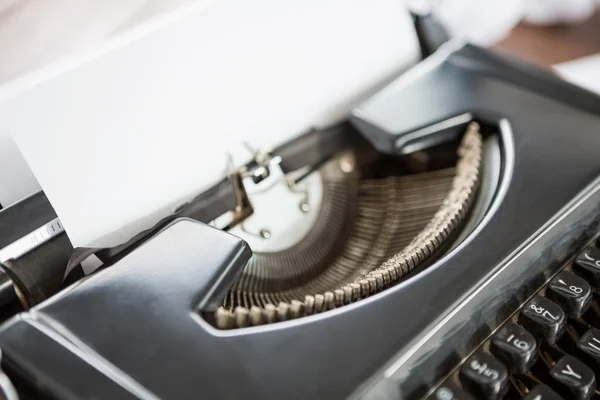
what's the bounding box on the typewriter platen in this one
[1,41,600,400]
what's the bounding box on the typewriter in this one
[1,8,600,400]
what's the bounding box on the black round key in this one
[459,352,508,400]
[524,384,564,399]
[490,323,537,374]
[547,271,592,318]
[518,296,565,344]
[577,328,600,365]
[549,355,595,400]
[574,247,600,292]
[429,383,475,400]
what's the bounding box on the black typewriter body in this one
[1,43,600,400]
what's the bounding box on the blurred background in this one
[495,2,600,67]
[1,0,600,83]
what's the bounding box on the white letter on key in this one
[561,364,582,380]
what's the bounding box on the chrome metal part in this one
[217,123,483,328]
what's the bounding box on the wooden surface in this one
[496,9,600,66]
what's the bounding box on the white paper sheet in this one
[0,130,40,207]
[0,0,420,248]
[555,53,600,96]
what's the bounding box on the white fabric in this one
[431,0,524,46]
[408,0,599,46]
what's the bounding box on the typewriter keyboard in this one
[428,239,600,400]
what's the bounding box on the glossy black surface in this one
[574,247,600,291]
[549,355,595,400]
[0,320,138,399]
[412,13,450,58]
[425,232,600,398]
[0,219,251,399]
[490,323,537,375]
[577,328,600,364]
[519,296,566,345]
[429,383,475,400]
[523,384,563,400]
[547,271,592,318]
[459,352,507,400]
[0,269,19,321]
[4,44,600,399]
[0,192,56,249]
[0,191,74,311]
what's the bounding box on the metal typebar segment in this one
[0,218,64,263]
